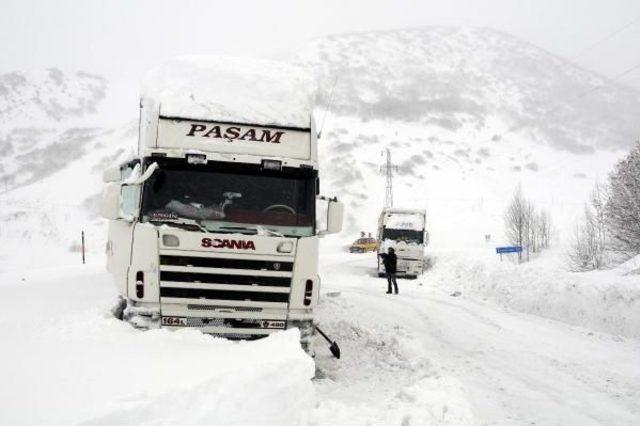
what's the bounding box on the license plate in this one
[162,316,187,326]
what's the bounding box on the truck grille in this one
[160,255,293,272]
[186,304,262,312]
[160,287,289,303]
[160,271,291,287]
[158,252,294,309]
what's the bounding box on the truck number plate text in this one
[260,320,286,329]
[162,316,187,326]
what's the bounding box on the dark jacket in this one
[379,252,397,274]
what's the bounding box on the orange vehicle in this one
[349,236,378,253]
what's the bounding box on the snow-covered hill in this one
[293,27,640,242]
[0,69,136,270]
[0,68,106,125]
[0,69,112,192]
[298,27,640,153]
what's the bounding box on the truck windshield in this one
[140,163,316,237]
[382,228,424,244]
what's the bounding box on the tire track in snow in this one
[315,249,640,424]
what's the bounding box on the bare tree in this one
[605,142,640,259]
[505,186,551,263]
[524,200,536,261]
[504,185,526,263]
[591,182,608,257]
[568,183,609,271]
[537,209,552,249]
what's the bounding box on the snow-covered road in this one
[311,249,640,425]
[0,247,638,425]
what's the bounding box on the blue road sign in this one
[496,246,522,254]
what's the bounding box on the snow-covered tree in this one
[568,183,609,271]
[505,186,551,263]
[605,142,640,258]
[537,209,552,249]
[524,200,536,261]
[504,185,526,262]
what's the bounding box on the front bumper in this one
[378,259,423,277]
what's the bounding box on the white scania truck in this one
[100,57,343,349]
[377,208,427,278]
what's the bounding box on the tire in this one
[110,296,126,320]
[123,300,161,330]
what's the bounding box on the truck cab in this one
[376,208,427,279]
[100,57,343,348]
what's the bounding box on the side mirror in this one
[326,200,344,234]
[100,183,122,220]
[318,199,343,236]
[103,166,121,183]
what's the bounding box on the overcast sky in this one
[3,0,640,122]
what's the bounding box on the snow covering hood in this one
[141,56,315,129]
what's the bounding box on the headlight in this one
[162,234,180,247]
[277,241,293,253]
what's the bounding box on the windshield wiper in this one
[150,218,210,233]
[255,225,285,237]
[219,225,284,237]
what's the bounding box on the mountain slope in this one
[293,27,639,240]
[0,69,135,270]
[0,69,111,192]
[297,26,640,153]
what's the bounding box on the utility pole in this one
[380,148,397,209]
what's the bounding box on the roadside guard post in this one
[495,246,522,261]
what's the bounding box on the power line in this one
[482,58,640,147]
[573,15,640,59]
[478,15,640,148]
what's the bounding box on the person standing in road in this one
[378,247,398,294]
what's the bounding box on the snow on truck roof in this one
[141,56,315,129]
[382,208,426,215]
[382,209,426,230]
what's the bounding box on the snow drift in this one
[430,247,640,339]
[0,266,315,426]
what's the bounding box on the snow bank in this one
[615,254,640,276]
[142,56,315,128]
[430,248,640,339]
[0,266,315,426]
